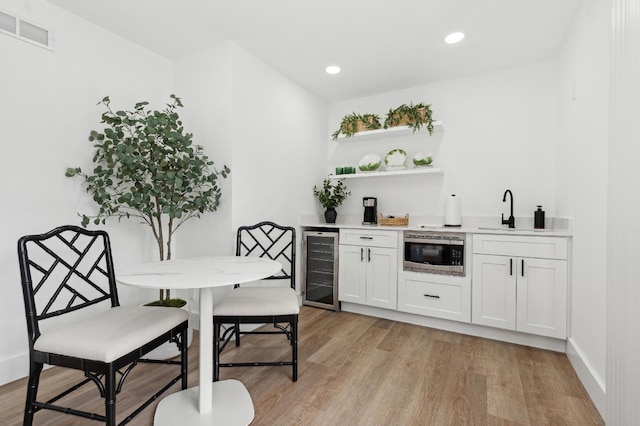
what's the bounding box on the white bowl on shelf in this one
[358,154,382,172]
[412,151,434,167]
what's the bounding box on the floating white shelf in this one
[331,121,442,142]
[329,167,443,179]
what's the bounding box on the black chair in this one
[17,225,188,426]
[213,221,299,381]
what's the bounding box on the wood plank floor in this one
[0,306,604,425]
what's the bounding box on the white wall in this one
[230,44,328,231]
[607,0,640,423]
[172,41,328,307]
[556,0,609,416]
[327,60,559,224]
[0,0,172,385]
[174,42,235,259]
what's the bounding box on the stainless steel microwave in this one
[403,230,465,276]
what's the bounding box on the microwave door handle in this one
[407,238,445,245]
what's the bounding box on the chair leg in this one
[214,321,220,382]
[105,365,116,426]
[180,328,188,390]
[23,361,43,426]
[292,316,298,382]
[234,320,241,347]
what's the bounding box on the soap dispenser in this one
[534,206,545,229]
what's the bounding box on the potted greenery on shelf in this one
[66,94,229,307]
[331,112,381,140]
[383,102,435,135]
[313,177,351,223]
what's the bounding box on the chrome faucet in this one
[501,189,515,228]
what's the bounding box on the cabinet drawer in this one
[339,229,398,248]
[398,276,470,323]
[472,234,567,260]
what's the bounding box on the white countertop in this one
[300,214,572,237]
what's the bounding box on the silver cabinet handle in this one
[360,247,364,262]
[367,248,371,262]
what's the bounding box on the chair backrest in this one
[17,225,119,348]
[236,221,296,289]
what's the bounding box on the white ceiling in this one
[47,0,582,102]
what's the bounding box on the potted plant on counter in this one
[66,94,229,356]
[313,177,351,223]
[383,102,435,135]
[331,112,381,140]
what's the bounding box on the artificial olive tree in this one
[66,94,229,305]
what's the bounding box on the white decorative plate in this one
[385,149,407,168]
[358,154,382,172]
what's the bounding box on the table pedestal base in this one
[154,380,254,425]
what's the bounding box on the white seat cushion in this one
[34,305,188,363]
[214,287,300,316]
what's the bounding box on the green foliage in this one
[383,102,435,135]
[67,95,230,302]
[331,112,381,140]
[313,177,351,209]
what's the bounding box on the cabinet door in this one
[472,254,516,330]
[365,247,398,309]
[516,258,567,338]
[338,244,367,304]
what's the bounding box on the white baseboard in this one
[0,351,29,386]
[566,337,606,420]
[341,302,566,352]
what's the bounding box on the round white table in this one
[116,256,282,426]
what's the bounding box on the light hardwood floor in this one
[0,306,604,425]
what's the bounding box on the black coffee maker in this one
[363,197,377,225]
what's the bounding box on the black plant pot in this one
[324,207,337,224]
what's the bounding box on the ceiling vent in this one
[0,9,53,50]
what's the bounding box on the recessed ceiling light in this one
[444,32,465,44]
[325,65,341,75]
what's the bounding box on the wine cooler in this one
[302,230,340,311]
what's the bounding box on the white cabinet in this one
[472,234,568,339]
[338,229,398,309]
[398,272,471,323]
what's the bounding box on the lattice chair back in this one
[235,221,296,289]
[18,225,119,348]
[16,225,188,426]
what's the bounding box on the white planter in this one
[144,299,194,360]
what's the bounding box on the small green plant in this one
[313,177,351,208]
[66,94,229,305]
[383,102,435,134]
[331,112,381,140]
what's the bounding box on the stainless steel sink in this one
[477,227,515,231]
[477,227,549,232]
